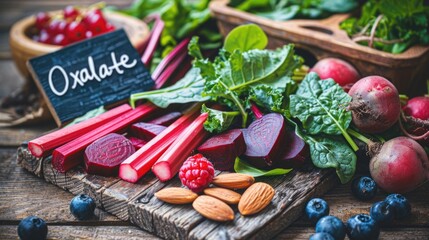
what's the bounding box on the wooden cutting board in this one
[17,145,337,240]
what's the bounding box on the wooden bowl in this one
[9,11,150,79]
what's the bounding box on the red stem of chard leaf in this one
[152,112,209,182]
[141,17,164,67]
[250,102,264,119]
[51,103,159,173]
[119,104,201,183]
[28,104,132,158]
[151,38,191,81]
[154,49,188,89]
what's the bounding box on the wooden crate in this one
[210,0,429,96]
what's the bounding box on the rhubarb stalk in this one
[51,103,158,173]
[141,17,164,67]
[152,112,209,182]
[28,104,132,158]
[119,104,201,183]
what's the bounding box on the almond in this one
[192,195,234,222]
[154,187,198,204]
[238,182,275,216]
[203,187,241,204]
[212,173,255,189]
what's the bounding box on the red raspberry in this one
[179,154,215,193]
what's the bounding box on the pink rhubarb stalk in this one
[152,112,209,182]
[51,103,158,173]
[141,17,164,67]
[28,104,132,158]
[119,104,201,183]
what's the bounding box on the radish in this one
[403,96,429,120]
[401,96,429,147]
[310,58,360,86]
[348,76,401,133]
[348,128,429,193]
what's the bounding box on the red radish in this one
[403,96,429,120]
[130,122,166,141]
[310,58,360,86]
[274,129,309,169]
[84,133,135,176]
[369,137,429,193]
[197,129,246,171]
[28,104,132,158]
[241,113,286,169]
[128,137,147,150]
[149,112,182,126]
[348,76,401,133]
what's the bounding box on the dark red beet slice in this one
[84,133,135,176]
[242,113,286,169]
[274,129,309,169]
[197,129,246,171]
[130,122,166,141]
[149,112,182,126]
[128,137,147,150]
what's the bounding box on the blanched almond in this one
[192,195,234,222]
[154,187,198,204]
[238,182,275,216]
[212,173,254,189]
[203,187,241,204]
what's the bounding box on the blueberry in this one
[351,176,378,201]
[346,214,380,240]
[309,232,335,240]
[370,201,394,225]
[17,216,48,240]
[305,198,330,224]
[385,193,411,220]
[70,194,96,220]
[315,216,346,240]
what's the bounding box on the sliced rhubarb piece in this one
[130,122,166,141]
[51,103,158,173]
[152,112,209,182]
[197,129,246,171]
[84,133,135,176]
[242,113,286,169]
[119,104,201,183]
[28,104,132,158]
[149,111,182,126]
[128,137,147,150]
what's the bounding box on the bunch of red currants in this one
[34,6,115,46]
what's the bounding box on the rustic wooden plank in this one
[82,174,122,210]
[189,169,337,240]
[0,225,160,240]
[16,146,44,177]
[101,173,159,221]
[0,126,55,147]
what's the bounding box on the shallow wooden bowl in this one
[9,11,150,79]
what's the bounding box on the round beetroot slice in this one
[84,133,135,176]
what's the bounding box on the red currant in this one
[83,10,107,35]
[52,34,69,46]
[47,19,61,35]
[105,23,115,32]
[35,12,50,30]
[85,30,94,39]
[38,30,52,44]
[63,6,80,20]
[66,21,87,43]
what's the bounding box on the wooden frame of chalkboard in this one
[27,29,154,126]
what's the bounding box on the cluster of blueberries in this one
[307,176,411,240]
[17,194,96,240]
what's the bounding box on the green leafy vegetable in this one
[129,68,209,108]
[340,0,429,53]
[201,105,240,133]
[229,0,359,21]
[289,72,358,151]
[234,157,292,177]
[224,24,268,53]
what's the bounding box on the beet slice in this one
[149,112,182,126]
[128,137,147,150]
[130,122,167,141]
[84,133,135,176]
[197,129,246,171]
[242,113,286,169]
[274,129,309,169]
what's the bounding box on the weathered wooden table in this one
[1,1,428,239]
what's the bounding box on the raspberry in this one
[179,154,215,193]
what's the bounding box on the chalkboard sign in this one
[27,29,154,126]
